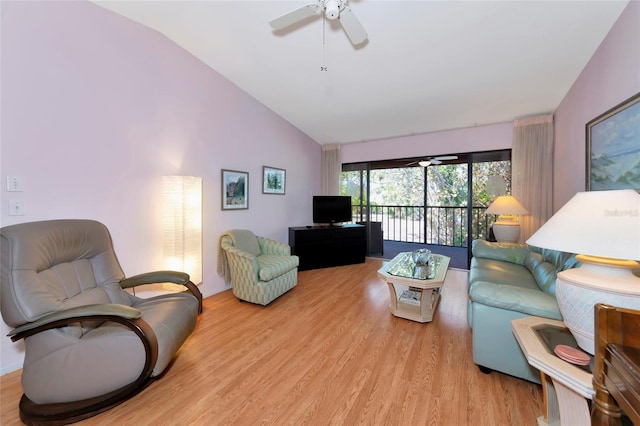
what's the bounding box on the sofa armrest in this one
[469,281,562,320]
[471,239,530,265]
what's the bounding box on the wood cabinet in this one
[591,303,640,426]
[289,224,366,271]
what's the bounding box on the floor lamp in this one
[162,176,203,286]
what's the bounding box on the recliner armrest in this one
[120,271,190,288]
[469,281,562,320]
[120,271,203,313]
[7,304,142,341]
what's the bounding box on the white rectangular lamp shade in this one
[163,176,202,285]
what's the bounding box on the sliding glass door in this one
[342,150,511,265]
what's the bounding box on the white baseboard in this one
[1,361,22,376]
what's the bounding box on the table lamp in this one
[486,195,529,242]
[526,189,640,354]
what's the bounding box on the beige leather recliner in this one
[0,219,202,425]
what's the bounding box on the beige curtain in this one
[512,114,554,243]
[321,144,341,195]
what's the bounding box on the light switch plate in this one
[7,176,24,192]
[9,200,25,216]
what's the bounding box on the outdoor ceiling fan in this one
[407,156,459,167]
[269,0,368,46]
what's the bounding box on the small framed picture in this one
[221,169,248,210]
[262,166,286,195]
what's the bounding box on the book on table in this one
[399,288,422,305]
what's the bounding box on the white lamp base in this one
[492,221,520,243]
[556,258,640,355]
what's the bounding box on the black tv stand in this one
[289,224,366,271]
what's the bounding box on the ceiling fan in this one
[269,0,368,46]
[407,155,459,167]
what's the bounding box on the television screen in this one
[313,196,352,224]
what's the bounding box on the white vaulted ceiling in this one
[93,1,630,145]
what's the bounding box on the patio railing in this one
[352,205,494,248]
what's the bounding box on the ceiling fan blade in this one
[269,3,322,30]
[339,6,367,45]
[433,155,458,161]
[429,159,442,165]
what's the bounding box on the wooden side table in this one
[512,316,595,426]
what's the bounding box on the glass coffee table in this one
[377,252,450,323]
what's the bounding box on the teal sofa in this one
[467,240,579,383]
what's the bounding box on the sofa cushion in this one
[258,255,299,281]
[469,257,539,290]
[469,281,562,320]
[525,249,580,295]
[524,252,556,295]
[542,248,580,271]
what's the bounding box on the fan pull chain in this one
[321,12,328,72]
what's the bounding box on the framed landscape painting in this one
[586,92,640,191]
[262,166,286,195]
[221,169,248,210]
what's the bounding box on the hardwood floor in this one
[0,258,543,425]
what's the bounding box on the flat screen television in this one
[313,195,352,225]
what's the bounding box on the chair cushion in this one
[257,255,299,281]
[131,292,200,376]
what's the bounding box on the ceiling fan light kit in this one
[269,0,368,46]
[325,0,340,20]
[408,155,459,168]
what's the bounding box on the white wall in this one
[341,122,513,163]
[554,1,640,209]
[0,1,320,374]
[343,1,640,214]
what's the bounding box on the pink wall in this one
[554,1,640,209]
[341,122,513,163]
[0,1,320,373]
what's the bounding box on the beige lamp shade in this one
[485,195,529,217]
[526,189,640,354]
[162,176,203,285]
[486,195,529,242]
